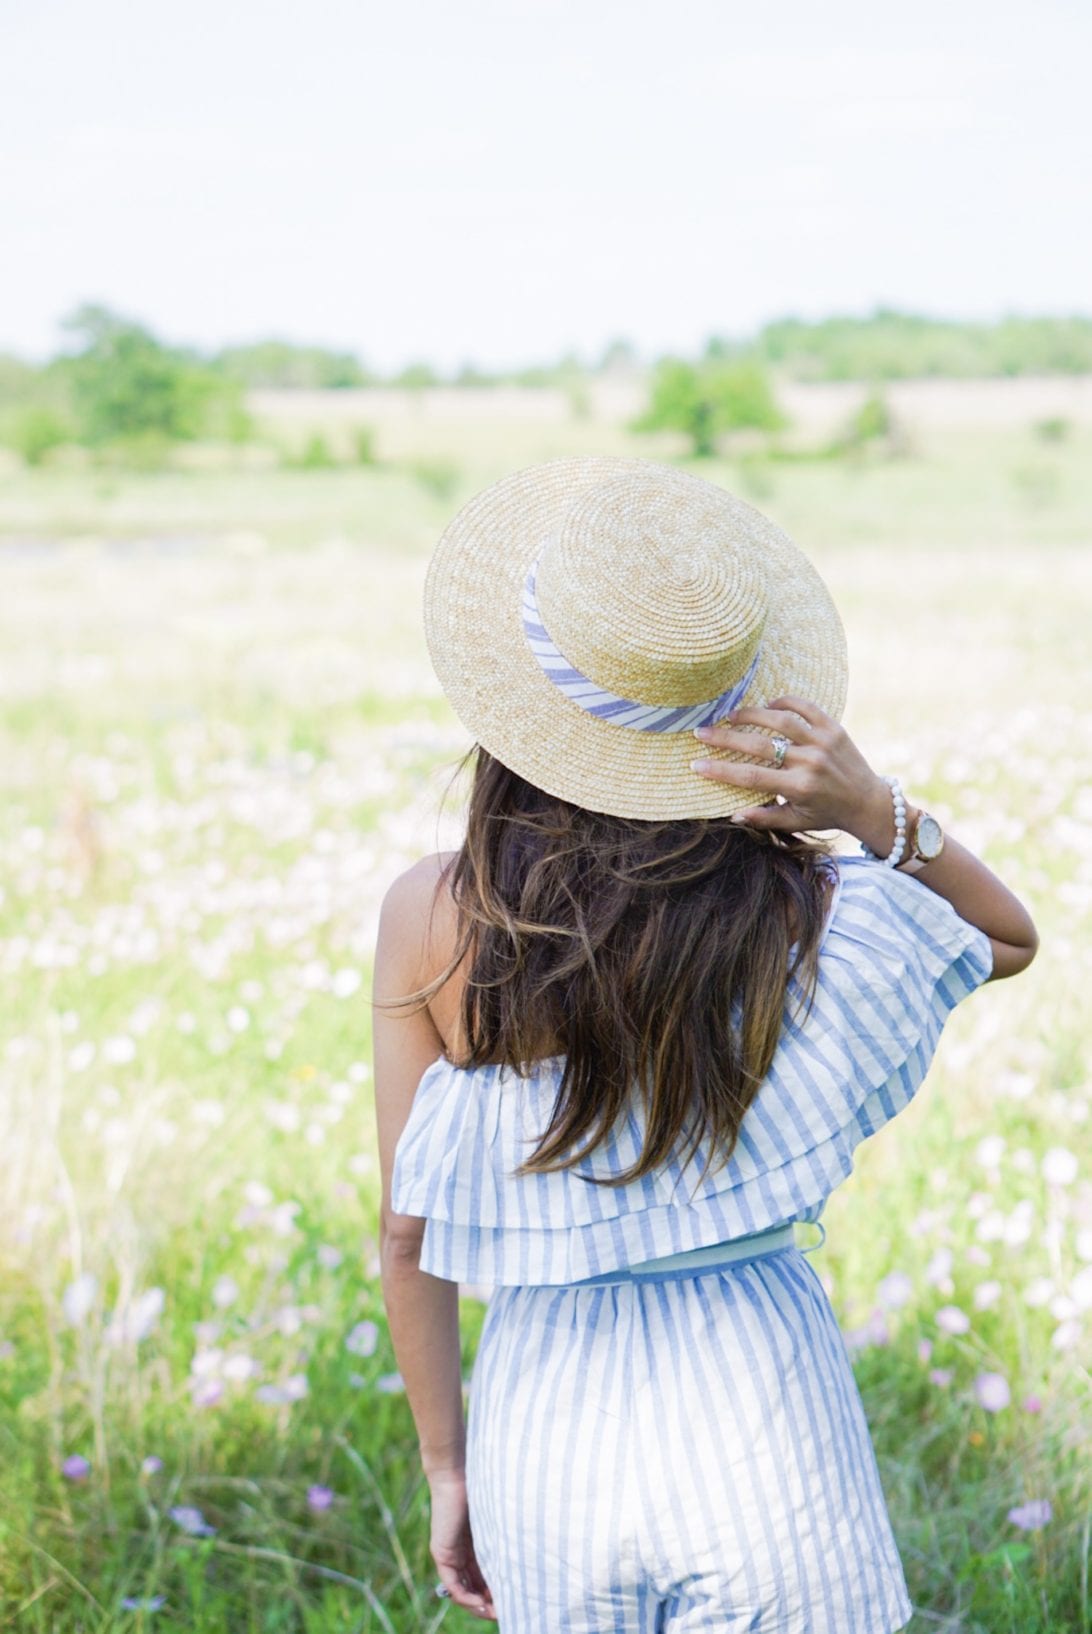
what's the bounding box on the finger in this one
[690,756,792,791]
[463,1538,494,1601]
[704,706,814,743]
[465,1563,494,1602]
[731,801,808,831]
[764,695,832,731]
[437,1562,493,1616]
[694,723,813,761]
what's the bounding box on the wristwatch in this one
[896,809,945,873]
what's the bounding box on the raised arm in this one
[690,694,1039,982]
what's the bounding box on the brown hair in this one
[404,746,836,1191]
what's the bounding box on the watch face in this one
[916,813,944,859]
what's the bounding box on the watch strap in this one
[896,807,944,872]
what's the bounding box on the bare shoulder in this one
[375,851,461,991]
[379,850,458,916]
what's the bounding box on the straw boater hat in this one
[423,456,848,820]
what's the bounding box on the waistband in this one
[568,1219,825,1287]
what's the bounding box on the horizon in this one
[8,303,1092,379]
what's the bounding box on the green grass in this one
[0,411,1089,1629]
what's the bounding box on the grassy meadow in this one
[0,390,1089,1631]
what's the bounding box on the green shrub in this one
[567,381,591,420]
[1033,416,1070,443]
[631,359,786,457]
[850,392,893,444]
[826,390,908,461]
[296,432,337,470]
[222,401,257,444]
[7,406,71,466]
[408,457,460,500]
[352,425,377,465]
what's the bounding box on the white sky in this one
[3,0,1090,372]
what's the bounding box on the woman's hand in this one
[428,1469,498,1621]
[691,693,1040,980]
[690,694,897,850]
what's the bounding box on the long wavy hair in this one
[396,746,836,1191]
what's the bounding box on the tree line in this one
[1,303,1089,467]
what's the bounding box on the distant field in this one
[0,398,1088,1629]
[247,373,1092,450]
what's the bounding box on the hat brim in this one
[423,456,848,820]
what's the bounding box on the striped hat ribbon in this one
[521,551,762,734]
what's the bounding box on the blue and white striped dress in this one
[392,856,994,1632]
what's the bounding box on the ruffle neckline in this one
[390,857,993,1285]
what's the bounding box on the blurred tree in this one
[632,359,786,457]
[56,304,245,446]
[215,340,370,388]
[702,334,737,362]
[596,337,638,374]
[751,308,1092,379]
[0,353,38,405]
[392,362,440,389]
[509,364,549,386]
[452,361,494,388]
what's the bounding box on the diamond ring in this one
[770,734,791,769]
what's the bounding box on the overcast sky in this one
[3,0,1089,372]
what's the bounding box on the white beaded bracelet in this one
[859,774,908,867]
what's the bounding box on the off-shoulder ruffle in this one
[390,856,993,1285]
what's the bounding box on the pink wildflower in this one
[974,1371,1011,1412]
[1007,1499,1052,1530]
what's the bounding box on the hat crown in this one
[534,467,769,708]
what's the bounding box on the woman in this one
[372,458,1038,1632]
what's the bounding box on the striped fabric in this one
[521,551,764,732]
[390,856,994,1287]
[465,1247,916,1631]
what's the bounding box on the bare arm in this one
[371,857,498,1618]
[691,694,1039,982]
[850,794,1037,980]
[372,858,466,1479]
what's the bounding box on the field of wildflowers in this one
[0,410,1088,1630]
